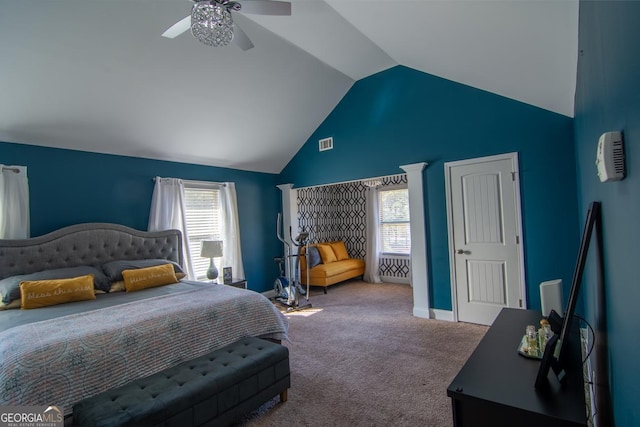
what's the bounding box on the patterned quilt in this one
[0,284,288,415]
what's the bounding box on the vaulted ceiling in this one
[0,0,579,174]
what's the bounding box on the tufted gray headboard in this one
[0,223,183,281]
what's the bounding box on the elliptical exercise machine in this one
[273,213,311,311]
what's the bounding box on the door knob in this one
[456,249,464,254]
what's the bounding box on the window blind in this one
[378,188,411,254]
[183,186,222,280]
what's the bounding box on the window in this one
[378,187,411,254]
[183,183,223,280]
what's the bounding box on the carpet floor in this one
[238,280,488,427]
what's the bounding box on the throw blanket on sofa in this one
[0,282,288,415]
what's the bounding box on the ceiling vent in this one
[319,137,333,152]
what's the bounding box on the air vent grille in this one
[319,137,333,151]
[612,139,625,174]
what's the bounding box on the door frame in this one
[444,152,527,322]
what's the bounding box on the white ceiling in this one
[0,0,579,174]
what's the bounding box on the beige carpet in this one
[238,280,488,427]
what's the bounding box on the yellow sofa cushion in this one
[307,259,365,279]
[330,241,350,261]
[317,244,337,264]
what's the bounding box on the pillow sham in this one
[101,259,184,283]
[0,299,21,311]
[122,264,178,292]
[20,274,96,309]
[307,246,322,268]
[330,241,350,261]
[316,244,337,264]
[109,281,126,293]
[0,266,110,305]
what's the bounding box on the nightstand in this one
[222,278,247,289]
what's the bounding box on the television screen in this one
[557,201,601,366]
[536,201,601,387]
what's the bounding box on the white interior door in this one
[445,153,525,325]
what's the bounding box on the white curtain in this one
[0,165,30,239]
[364,186,382,283]
[221,182,245,280]
[148,177,195,279]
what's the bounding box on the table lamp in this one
[200,240,223,281]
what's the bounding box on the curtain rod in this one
[1,166,20,173]
[153,177,226,187]
[293,173,406,190]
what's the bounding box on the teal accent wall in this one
[574,1,640,425]
[0,141,282,293]
[280,65,579,312]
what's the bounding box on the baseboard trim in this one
[381,276,411,285]
[430,309,454,322]
[262,290,277,299]
[413,306,431,319]
[413,307,454,321]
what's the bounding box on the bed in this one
[0,223,288,416]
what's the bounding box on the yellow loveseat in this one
[300,241,365,293]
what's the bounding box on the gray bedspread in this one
[0,281,288,414]
[0,280,212,332]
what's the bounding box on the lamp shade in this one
[200,240,223,258]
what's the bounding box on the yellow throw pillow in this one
[110,271,183,293]
[330,241,350,261]
[20,275,96,309]
[317,244,337,264]
[122,264,178,292]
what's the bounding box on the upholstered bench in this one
[72,336,290,427]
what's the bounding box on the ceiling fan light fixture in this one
[191,1,234,47]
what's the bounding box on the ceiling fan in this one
[162,0,291,51]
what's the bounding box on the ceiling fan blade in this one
[233,22,254,51]
[240,1,291,16]
[162,16,191,39]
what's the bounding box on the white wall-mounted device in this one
[596,131,625,182]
